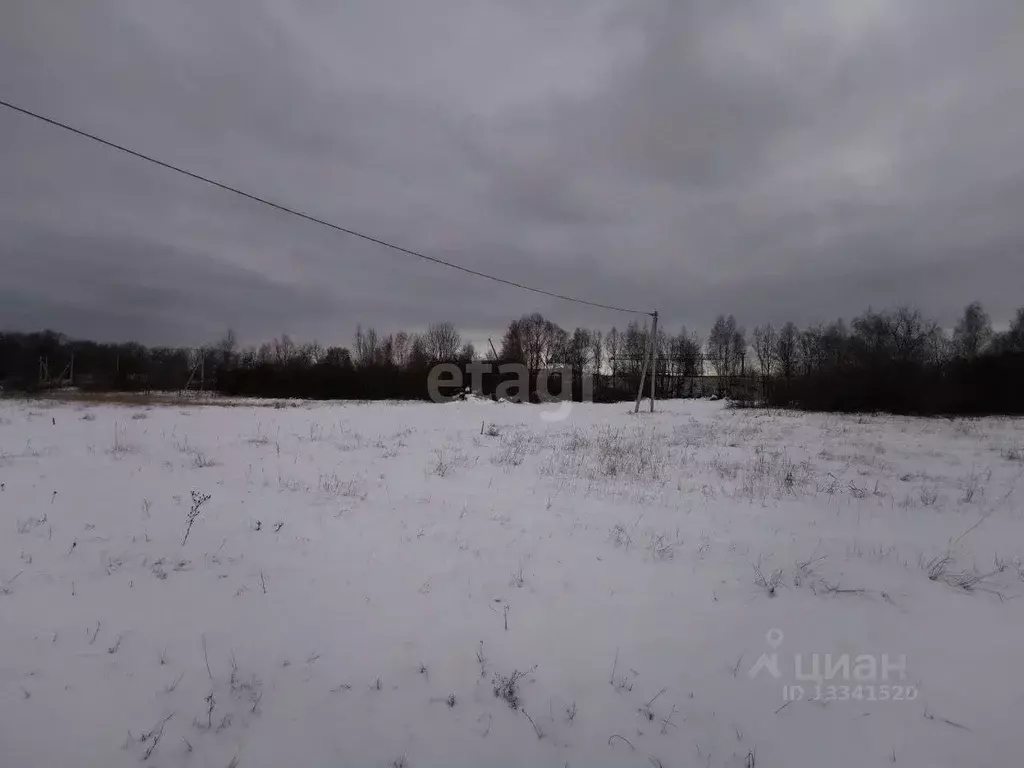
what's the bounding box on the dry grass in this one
[492,666,536,711]
[492,430,530,469]
[23,390,302,409]
[753,561,784,596]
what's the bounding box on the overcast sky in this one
[2,0,1023,347]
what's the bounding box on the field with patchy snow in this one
[1,396,1023,767]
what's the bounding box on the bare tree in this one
[752,323,777,399]
[378,335,395,367]
[500,314,565,370]
[354,326,379,368]
[953,301,992,358]
[670,328,702,396]
[1011,307,1024,349]
[605,327,620,381]
[215,328,237,368]
[820,320,848,369]
[849,307,933,366]
[706,316,729,377]
[423,322,462,362]
[707,315,744,394]
[256,341,273,365]
[499,320,524,364]
[391,331,412,368]
[775,321,798,381]
[622,320,650,380]
[565,328,594,387]
[730,323,747,380]
[299,341,324,365]
[891,307,935,364]
[408,335,430,368]
[994,307,1024,352]
[322,346,352,368]
[271,334,295,366]
[798,325,821,376]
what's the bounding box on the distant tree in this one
[271,334,295,366]
[820,320,849,369]
[775,321,798,380]
[621,320,651,380]
[590,330,603,374]
[392,331,412,368]
[849,312,889,364]
[670,328,702,395]
[256,341,273,365]
[215,328,237,367]
[424,322,461,362]
[308,341,325,364]
[996,307,1024,352]
[322,346,353,368]
[378,335,395,367]
[294,342,322,366]
[500,320,525,364]
[953,301,992,358]
[706,315,731,379]
[408,335,430,369]
[752,323,777,398]
[565,328,594,384]
[798,325,822,376]
[458,342,476,363]
[552,327,602,392]
[707,315,745,393]
[1011,307,1024,347]
[354,326,379,368]
[500,314,564,370]
[550,326,571,367]
[730,323,747,379]
[890,307,935,365]
[605,327,620,379]
[655,324,670,365]
[238,346,258,368]
[926,325,952,365]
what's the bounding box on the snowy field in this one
[2,396,1023,767]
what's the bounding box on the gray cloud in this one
[3,0,1023,346]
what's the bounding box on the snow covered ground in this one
[1,396,1022,767]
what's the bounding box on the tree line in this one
[751,303,1024,414]
[0,314,699,403]
[2,301,1023,414]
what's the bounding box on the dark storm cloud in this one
[2,0,1023,346]
[1,229,340,345]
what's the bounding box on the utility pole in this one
[634,311,659,413]
[650,311,659,413]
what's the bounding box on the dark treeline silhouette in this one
[756,303,1024,415]
[0,314,695,403]
[3,302,1023,414]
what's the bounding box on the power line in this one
[0,98,654,317]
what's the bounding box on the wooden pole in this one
[634,314,656,413]
[649,311,659,412]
